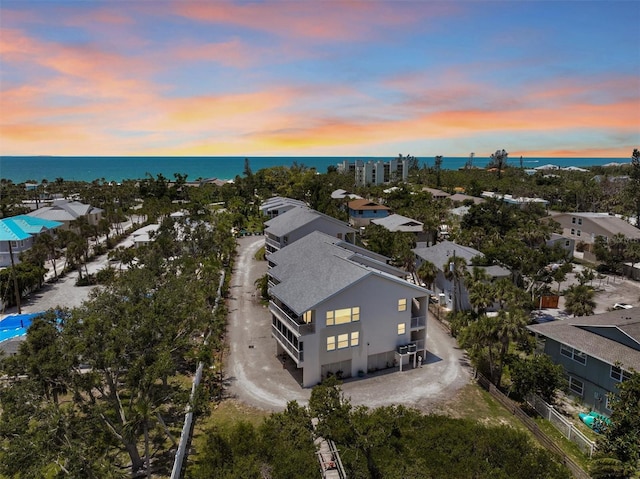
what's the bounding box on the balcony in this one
[269,301,315,335]
[272,325,304,363]
[410,315,426,329]
[265,236,280,251]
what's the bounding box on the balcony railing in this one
[265,236,280,250]
[410,315,427,329]
[269,302,315,335]
[272,325,304,363]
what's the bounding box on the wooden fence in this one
[476,374,591,479]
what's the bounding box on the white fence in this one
[526,394,596,457]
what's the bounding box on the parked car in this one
[613,303,633,310]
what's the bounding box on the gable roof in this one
[259,196,307,214]
[264,206,355,237]
[528,309,640,371]
[268,231,428,314]
[0,215,63,241]
[372,214,423,233]
[28,200,102,223]
[347,199,390,211]
[412,240,510,277]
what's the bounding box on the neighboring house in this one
[0,215,63,267]
[264,206,356,253]
[28,199,103,230]
[527,309,640,414]
[131,224,161,247]
[259,197,307,219]
[422,187,450,200]
[371,214,427,242]
[412,240,510,312]
[267,231,430,387]
[330,189,362,200]
[448,193,485,205]
[481,191,549,210]
[337,158,409,187]
[347,199,391,227]
[546,233,575,259]
[549,212,640,247]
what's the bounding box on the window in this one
[326,307,359,326]
[350,331,359,347]
[337,233,343,240]
[337,333,349,349]
[611,366,632,382]
[605,395,613,411]
[398,323,406,335]
[283,235,289,244]
[578,218,583,225]
[303,310,313,324]
[398,298,407,312]
[565,240,570,247]
[572,217,576,224]
[327,336,336,351]
[570,228,575,235]
[569,377,584,396]
[577,230,581,237]
[326,311,334,326]
[560,344,586,365]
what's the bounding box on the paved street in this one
[225,236,472,412]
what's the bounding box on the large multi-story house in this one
[267,231,430,387]
[0,215,63,267]
[549,212,640,248]
[259,197,307,219]
[527,309,640,414]
[264,206,356,254]
[412,240,510,312]
[337,158,409,187]
[28,199,103,230]
[347,199,390,228]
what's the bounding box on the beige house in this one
[28,199,103,230]
[550,212,640,247]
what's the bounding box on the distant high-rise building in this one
[337,158,409,186]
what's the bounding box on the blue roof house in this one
[0,215,63,267]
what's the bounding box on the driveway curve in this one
[225,236,472,412]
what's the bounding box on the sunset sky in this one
[1,0,639,158]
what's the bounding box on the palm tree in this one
[564,284,596,317]
[495,309,528,387]
[417,260,438,289]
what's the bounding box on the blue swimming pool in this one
[0,312,44,342]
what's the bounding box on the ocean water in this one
[0,156,628,184]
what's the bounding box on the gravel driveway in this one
[225,236,472,412]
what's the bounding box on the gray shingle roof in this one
[268,231,428,314]
[527,309,640,371]
[372,214,423,232]
[412,240,510,277]
[264,206,354,237]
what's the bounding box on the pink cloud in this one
[173,1,457,42]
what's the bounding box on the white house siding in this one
[297,275,427,387]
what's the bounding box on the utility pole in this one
[449,249,457,314]
[8,241,21,314]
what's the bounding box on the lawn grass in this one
[434,383,528,432]
[534,417,592,471]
